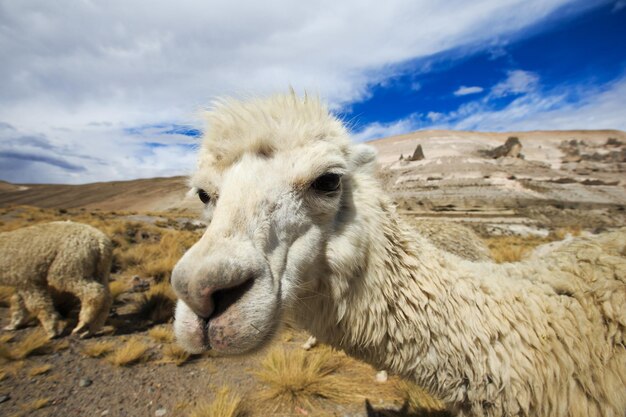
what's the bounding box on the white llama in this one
[172,94,626,417]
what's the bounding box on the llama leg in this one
[72,282,111,337]
[3,292,28,331]
[22,288,63,338]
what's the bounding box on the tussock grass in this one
[161,343,191,366]
[134,281,177,323]
[28,364,52,377]
[253,346,360,410]
[0,330,51,361]
[20,397,51,412]
[109,280,129,300]
[188,386,247,417]
[53,339,70,352]
[149,325,175,343]
[0,207,202,283]
[106,337,150,366]
[121,230,199,281]
[82,340,116,358]
[484,235,550,263]
[395,380,445,413]
[0,333,15,344]
[0,285,13,307]
[0,361,24,382]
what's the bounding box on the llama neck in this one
[296,169,502,403]
[295,171,469,398]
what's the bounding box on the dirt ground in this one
[0,317,414,417]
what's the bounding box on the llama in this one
[0,221,113,338]
[172,94,626,417]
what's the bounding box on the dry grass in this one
[484,235,550,263]
[20,397,51,413]
[133,281,177,323]
[120,230,199,281]
[161,343,191,366]
[106,337,150,366]
[188,386,247,417]
[148,325,175,343]
[0,333,15,344]
[0,286,13,307]
[53,339,70,352]
[0,206,201,280]
[0,361,25,381]
[0,330,51,361]
[253,346,362,411]
[82,340,117,358]
[28,364,52,377]
[109,279,129,300]
[395,380,445,413]
[552,226,582,240]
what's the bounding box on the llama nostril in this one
[194,287,216,319]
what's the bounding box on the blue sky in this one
[0,0,625,183]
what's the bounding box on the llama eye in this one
[311,173,342,193]
[197,189,211,204]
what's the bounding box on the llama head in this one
[172,93,376,354]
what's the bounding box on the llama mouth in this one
[204,278,255,349]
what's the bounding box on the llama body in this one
[0,221,112,338]
[172,94,626,417]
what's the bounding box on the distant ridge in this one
[0,176,193,212]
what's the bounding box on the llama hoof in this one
[71,327,92,339]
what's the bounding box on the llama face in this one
[172,95,376,355]
[174,150,359,354]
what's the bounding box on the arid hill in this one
[1,129,624,231]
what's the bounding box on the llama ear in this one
[349,144,377,170]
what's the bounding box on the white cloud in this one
[454,86,484,96]
[451,76,626,131]
[612,0,626,12]
[351,118,418,143]
[0,0,603,182]
[353,72,626,139]
[490,70,540,97]
[410,82,423,92]
[427,112,444,122]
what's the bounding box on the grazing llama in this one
[1,221,112,338]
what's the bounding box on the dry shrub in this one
[188,386,247,417]
[395,380,445,413]
[121,229,199,281]
[134,281,177,323]
[161,343,191,366]
[82,340,116,358]
[106,337,150,366]
[484,235,550,263]
[28,364,52,377]
[149,325,174,343]
[253,346,360,411]
[0,330,51,361]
